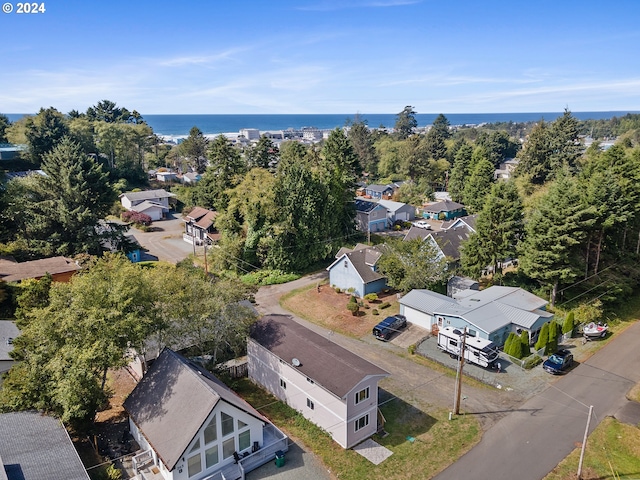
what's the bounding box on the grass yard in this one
[280,283,400,338]
[544,417,640,480]
[229,377,480,480]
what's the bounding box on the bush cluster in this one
[240,269,300,286]
[121,210,152,226]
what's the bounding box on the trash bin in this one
[275,450,285,467]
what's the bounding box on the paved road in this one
[434,322,640,480]
[127,214,194,263]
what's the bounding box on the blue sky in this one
[2,0,640,114]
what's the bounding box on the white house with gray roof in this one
[399,286,553,345]
[125,348,288,480]
[119,189,176,221]
[248,315,390,449]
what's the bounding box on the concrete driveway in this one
[128,213,195,263]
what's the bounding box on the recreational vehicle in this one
[437,326,499,368]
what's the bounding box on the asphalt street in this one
[434,321,640,480]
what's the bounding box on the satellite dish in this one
[292,358,301,367]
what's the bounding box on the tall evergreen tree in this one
[549,109,581,174]
[394,106,418,139]
[196,135,245,210]
[0,114,10,144]
[462,148,494,213]
[461,181,523,279]
[424,114,450,160]
[8,137,116,256]
[448,142,473,202]
[180,126,209,173]
[24,107,69,163]
[515,120,552,185]
[347,120,378,174]
[519,172,595,306]
[246,135,279,172]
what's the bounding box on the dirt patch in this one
[281,284,401,338]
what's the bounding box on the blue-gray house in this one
[355,199,388,233]
[365,184,394,199]
[327,244,387,298]
[421,200,466,220]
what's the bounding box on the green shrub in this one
[535,322,549,351]
[380,302,391,309]
[372,309,379,315]
[503,332,515,356]
[546,320,559,355]
[523,354,543,370]
[520,330,531,357]
[240,269,300,286]
[346,301,359,316]
[364,293,379,302]
[562,311,575,335]
[347,287,356,294]
[335,287,342,293]
[348,295,357,305]
[408,344,416,355]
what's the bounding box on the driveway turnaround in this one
[434,322,640,480]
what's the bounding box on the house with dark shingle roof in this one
[421,199,466,220]
[364,184,394,199]
[248,315,390,449]
[0,411,90,480]
[326,244,387,297]
[124,348,288,480]
[183,207,220,246]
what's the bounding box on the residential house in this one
[157,170,178,182]
[0,411,90,480]
[403,224,473,266]
[447,276,479,298]
[326,244,387,297]
[354,199,387,233]
[183,207,221,246]
[421,200,466,220]
[0,256,80,283]
[441,214,477,232]
[399,286,553,345]
[181,172,202,184]
[125,348,288,480]
[248,315,390,449]
[364,184,394,199]
[0,321,20,380]
[494,158,519,180]
[378,199,415,226]
[0,143,26,160]
[120,189,176,221]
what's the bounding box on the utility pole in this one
[577,405,594,480]
[453,327,467,415]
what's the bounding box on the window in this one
[189,439,200,453]
[280,378,287,389]
[222,437,235,459]
[239,430,251,451]
[307,398,314,410]
[205,446,219,468]
[204,417,217,444]
[448,339,457,348]
[355,414,369,432]
[468,329,477,337]
[238,419,248,430]
[355,387,370,405]
[221,412,234,436]
[187,453,202,477]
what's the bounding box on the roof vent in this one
[292,358,301,367]
[6,338,13,345]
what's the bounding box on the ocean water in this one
[6,111,638,137]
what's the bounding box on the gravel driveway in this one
[128,213,195,263]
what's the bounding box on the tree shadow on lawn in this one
[377,388,436,447]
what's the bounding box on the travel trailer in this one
[437,326,499,368]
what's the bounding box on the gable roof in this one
[354,199,385,213]
[0,256,80,282]
[401,286,550,333]
[327,246,385,284]
[186,207,218,230]
[378,199,412,213]
[0,411,90,480]
[124,348,266,471]
[365,184,394,193]
[423,199,464,213]
[0,321,20,362]
[403,225,431,241]
[441,214,478,232]
[120,189,176,202]
[427,227,473,259]
[250,315,389,398]
[130,200,169,214]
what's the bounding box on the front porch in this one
[130,424,288,480]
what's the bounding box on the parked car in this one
[373,314,407,341]
[413,220,432,229]
[543,349,574,374]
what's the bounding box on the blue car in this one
[543,349,574,374]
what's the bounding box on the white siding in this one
[400,305,434,331]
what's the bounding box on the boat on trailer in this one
[583,322,608,340]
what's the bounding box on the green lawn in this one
[544,417,640,480]
[229,377,480,480]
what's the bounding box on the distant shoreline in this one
[5,111,638,137]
